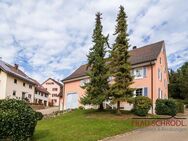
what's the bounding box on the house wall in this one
[63,80,85,109]
[34,91,49,106]
[153,45,169,106]
[5,75,35,102]
[42,79,61,106]
[0,70,8,99]
[63,46,169,112]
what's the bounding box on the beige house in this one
[42,78,63,106]
[31,79,49,106]
[0,60,35,102]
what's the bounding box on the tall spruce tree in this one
[109,6,134,114]
[80,13,109,110]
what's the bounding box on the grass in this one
[33,109,140,141]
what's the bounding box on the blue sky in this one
[0,0,188,82]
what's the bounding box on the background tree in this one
[80,13,109,110]
[169,62,188,99]
[109,6,134,114]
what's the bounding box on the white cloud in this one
[0,0,187,82]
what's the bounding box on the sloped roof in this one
[42,78,63,87]
[0,60,35,84]
[30,79,49,94]
[62,41,164,82]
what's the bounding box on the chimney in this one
[133,46,137,49]
[14,64,19,70]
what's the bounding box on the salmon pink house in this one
[61,41,169,113]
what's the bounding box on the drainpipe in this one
[150,61,154,114]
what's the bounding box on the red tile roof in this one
[62,41,164,82]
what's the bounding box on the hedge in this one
[155,99,177,116]
[131,96,152,116]
[175,101,184,113]
[0,99,43,141]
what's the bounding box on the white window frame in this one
[80,79,90,87]
[132,67,146,79]
[133,87,148,97]
[158,88,163,99]
[158,68,162,81]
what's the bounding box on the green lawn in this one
[33,110,139,141]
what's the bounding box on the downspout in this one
[150,62,154,114]
[62,83,65,110]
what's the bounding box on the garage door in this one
[66,93,78,109]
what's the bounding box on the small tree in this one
[80,13,109,110]
[109,6,134,114]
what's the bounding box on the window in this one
[28,94,31,98]
[23,83,25,87]
[108,76,113,82]
[13,91,16,96]
[158,88,163,99]
[52,88,58,91]
[135,87,148,97]
[136,88,143,96]
[52,94,58,97]
[132,67,147,79]
[46,82,54,85]
[53,99,57,103]
[29,85,32,89]
[14,79,17,84]
[164,79,167,88]
[22,92,26,100]
[80,79,90,87]
[158,68,162,81]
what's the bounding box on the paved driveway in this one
[105,111,188,141]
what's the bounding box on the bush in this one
[186,104,188,108]
[0,99,42,141]
[35,111,44,120]
[175,101,184,113]
[155,99,177,116]
[78,106,85,110]
[131,96,152,116]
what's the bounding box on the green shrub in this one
[0,99,42,141]
[186,104,188,108]
[78,106,85,110]
[175,101,184,113]
[35,111,44,120]
[155,99,177,116]
[132,96,152,116]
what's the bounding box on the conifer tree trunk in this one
[99,103,104,111]
[117,101,121,114]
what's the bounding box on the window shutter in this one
[144,87,148,96]
[143,67,147,77]
[158,88,160,98]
